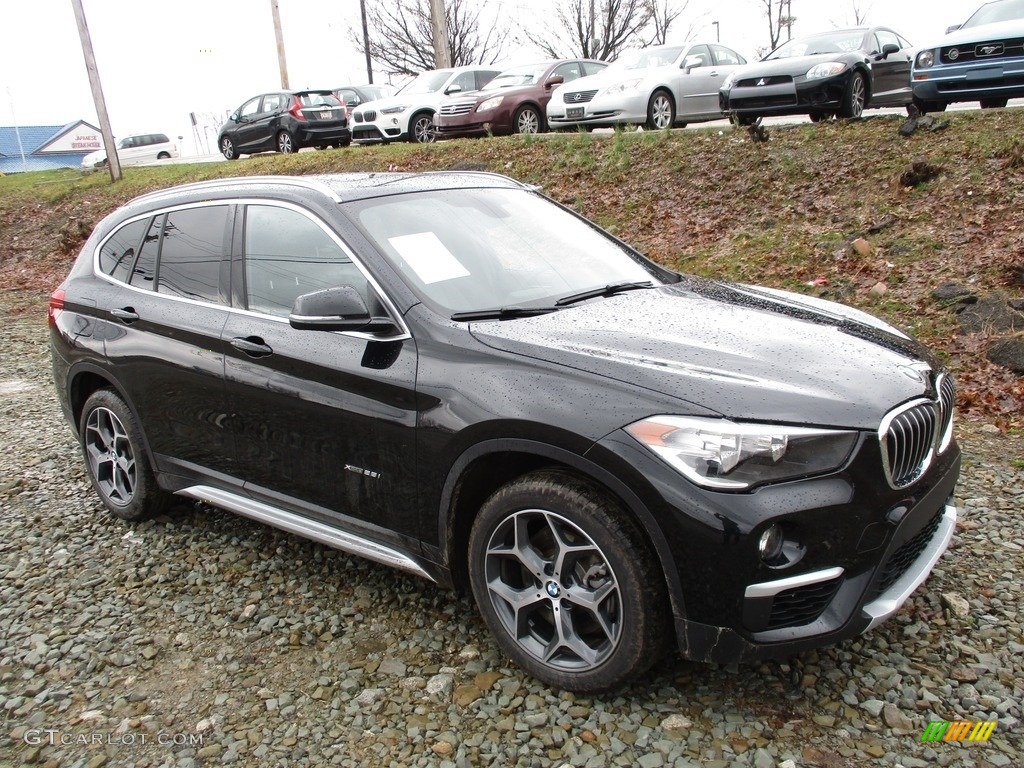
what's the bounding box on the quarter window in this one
[156,206,229,303]
[244,205,369,317]
[99,219,149,284]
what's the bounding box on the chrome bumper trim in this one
[745,566,845,600]
[861,503,957,630]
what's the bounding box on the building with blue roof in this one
[0,120,102,173]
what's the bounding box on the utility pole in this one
[271,0,290,89]
[70,0,120,181]
[429,0,451,68]
[359,0,373,83]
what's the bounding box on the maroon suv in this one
[435,59,607,137]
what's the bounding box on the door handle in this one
[111,307,139,323]
[231,336,273,357]
[710,70,720,77]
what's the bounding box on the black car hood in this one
[469,280,937,430]
[741,52,863,77]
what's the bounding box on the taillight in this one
[289,97,306,121]
[48,288,65,327]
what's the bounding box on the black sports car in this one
[720,27,916,122]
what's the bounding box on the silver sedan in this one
[547,43,747,130]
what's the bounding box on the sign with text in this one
[36,121,103,153]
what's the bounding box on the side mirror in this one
[347,99,359,107]
[446,84,463,94]
[289,286,397,333]
[230,113,239,122]
[684,55,704,72]
[545,75,565,89]
[880,43,900,59]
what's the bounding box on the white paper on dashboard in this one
[388,232,470,284]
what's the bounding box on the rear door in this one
[222,202,420,542]
[101,203,234,479]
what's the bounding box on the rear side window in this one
[156,206,230,303]
[99,218,149,284]
[130,217,162,290]
[244,205,368,317]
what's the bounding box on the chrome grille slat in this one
[879,399,939,489]
[564,89,598,104]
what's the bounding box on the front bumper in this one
[435,109,512,138]
[721,70,852,116]
[593,425,961,663]
[351,113,408,143]
[547,92,648,128]
[912,55,1024,103]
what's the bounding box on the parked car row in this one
[209,0,1023,160]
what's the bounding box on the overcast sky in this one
[1,0,984,155]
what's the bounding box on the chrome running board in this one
[179,485,434,582]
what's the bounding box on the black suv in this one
[218,90,351,159]
[49,173,960,692]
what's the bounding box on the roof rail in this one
[130,175,342,204]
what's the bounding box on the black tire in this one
[513,105,543,134]
[277,130,296,153]
[646,89,675,130]
[980,98,1008,109]
[220,136,238,160]
[156,151,170,160]
[79,389,171,522]
[912,96,947,114]
[340,138,352,148]
[838,71,866,118]
[409,112,435,143]
[468,469,668,692]
[735,114,759,126]
[808,111,833,123]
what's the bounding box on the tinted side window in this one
[244,205,369,317]
[475,71,500,89]
[156,206,229,303]
[99,218,149,284]
[876,31,901,51]
[240,98,261,118]
[130,216,162,290]
[449,72,476,93]
[263,93,286,112]
[553,62,583,82]
[583,61,608,76]
[687,44,713,67]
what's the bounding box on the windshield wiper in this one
[555,281,654,307]
[450,306,559,321]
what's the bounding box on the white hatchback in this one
[81,133,179,170]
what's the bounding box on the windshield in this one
[963,0,1024,27]
[397,70,454,95]
[610,46,684,71]
[348,188,661,314]
[766,30,866,59]
[483,65,548,90]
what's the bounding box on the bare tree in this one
[756,0,796,55]
[831,0,871,27]
[646,0,706,45]
[523,0,655,61]
[353,0,509,77]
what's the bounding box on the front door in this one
[222,202,420,542]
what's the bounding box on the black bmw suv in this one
[49,173,960,692]
[218,90,351,159]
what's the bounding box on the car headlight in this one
[477,96,503,112]
[625,416,857,490]
[602,78,643,96]
[722,72,737,90]
[805,62,848,80]
[380,105,408,114]
[916,50,935,69]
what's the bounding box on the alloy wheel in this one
[483,508,622,671]
[651,94,673,129]
[84,406,137,507]
[278,132,294,153]
[517,108,540,134]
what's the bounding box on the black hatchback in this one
[49,173,960,692]
[218,90,351,159]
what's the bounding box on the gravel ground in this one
[1,295,1022,768]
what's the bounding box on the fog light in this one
[759,525,785,562]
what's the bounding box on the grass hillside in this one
[1,112,1021,427]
